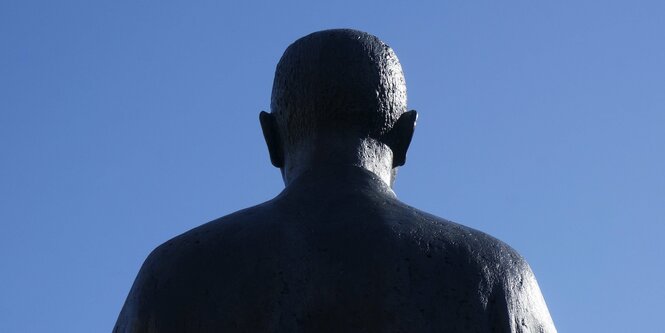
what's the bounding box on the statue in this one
[114,29,556,332]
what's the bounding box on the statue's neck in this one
[279,165,398,199]
[280,136,396,188]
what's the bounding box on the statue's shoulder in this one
[148,199,280,263]
[393,204,556,332]
[128,200,280,289]
[393,202,531,276]
[114,201,283,332]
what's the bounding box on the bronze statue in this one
[115,29,556,332]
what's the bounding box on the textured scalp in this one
[270,29,407,146]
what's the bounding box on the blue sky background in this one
[1,1,663,332]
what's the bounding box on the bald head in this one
[270,29,408,146]
[261,29,416,186]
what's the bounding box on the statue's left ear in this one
[259,111,284,168]
[385,110,418,168]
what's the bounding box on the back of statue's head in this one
[271,29,407,146]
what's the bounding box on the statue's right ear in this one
[386,110,418,168]
[259,111,284,168]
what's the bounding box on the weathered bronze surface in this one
[114,29,556,332]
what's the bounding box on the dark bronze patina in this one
[114,29,556,332]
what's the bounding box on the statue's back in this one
[115,168,554,333]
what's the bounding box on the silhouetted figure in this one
[115,29,556,333]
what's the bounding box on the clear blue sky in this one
[1,1,663,331]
